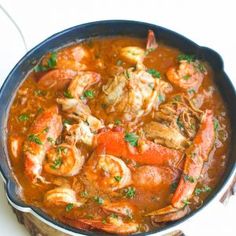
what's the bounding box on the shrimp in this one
[147,110,215,221]
[84,154,132,192]
[44,187,83,207]
[120,30,158,65]
[166,59,207,91]
[43,144,85,177]
[36,46,89,90]
[38,69,77,90]
[24,106,63,183]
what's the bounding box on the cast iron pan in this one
[0,20,235,236]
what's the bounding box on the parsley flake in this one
[18,113,29,122]
[124,132,139,147]
[65,203,74,212]
[28,134,42,145]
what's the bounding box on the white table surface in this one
[0,0,235,235]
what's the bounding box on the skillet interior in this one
[0,20,235,236]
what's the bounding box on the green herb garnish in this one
[65,203,74,212]
[183,74,191,80]
[147,68,161,78]
[63,119,72,126]
[195,185,211,196]
[18,113,29,122]
[64,90,74,98]
[124,132,139,147]
[177,54,195,63]
[51,158,62,169]
[47,137,55,144]
[94,196,104,205]
[28,134,42,145]
[184,174,195,183]
[34,52,57,72]
[114,119,121,125]
[84,90,94,99]
[170,182,178,192]
[116,60,123,66]
[34,89,47,96]
[213,118,219,131]
[114,176,122,182]
[123,187,136,199]
[182,199,190,206]
[80,190,89,197]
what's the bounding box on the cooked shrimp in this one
[43,144,85,177]
[166,59,207,91]
[120,46,145,64]
[84,154,132,192]
[120,30,158,65]
[24,106,63,183]
[68,71,101,99]
[38,69,77,90]
[44,187,83,207]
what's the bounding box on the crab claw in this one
[147,110,215,221]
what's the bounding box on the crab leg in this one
[147,110,215,221]
[95,129,183,167]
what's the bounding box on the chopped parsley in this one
[34,89,47,96]
[184,174,195,183]
[65,203,74,212]
[198,63,206,73]
[213,118,219,131]
[94,196,104,205]
[183,74,191,80]
[110,213,119,219]
[124,132,139,147]
[47,137,55,144]
[116,59,123,66]
[43,127,49,133]
[57,146,68,155]
[34,52,57,72]
[124,70,130,79]
[147,68,161,78]
[114,176,122,182]
[102,219,107,224]
[194,185,211,196]
[63,119,72,126]
[173,95,181,102]
[28,134,42,145]
[18,113,29,122]
[158,94,164,102]
[123,187,136,199]
[51,158,62,169]
[188,89,196,94]
[80,190,89,197]
[114,119,121,125]
[170,182,178,192]
[182,199,190,206]
[177,117,184,129]
[177,54,195,63]
[63,90,74,98]
[84,90,94,99]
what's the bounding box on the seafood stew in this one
[7,30,230,234]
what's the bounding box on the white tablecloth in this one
[0,0,235,235]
